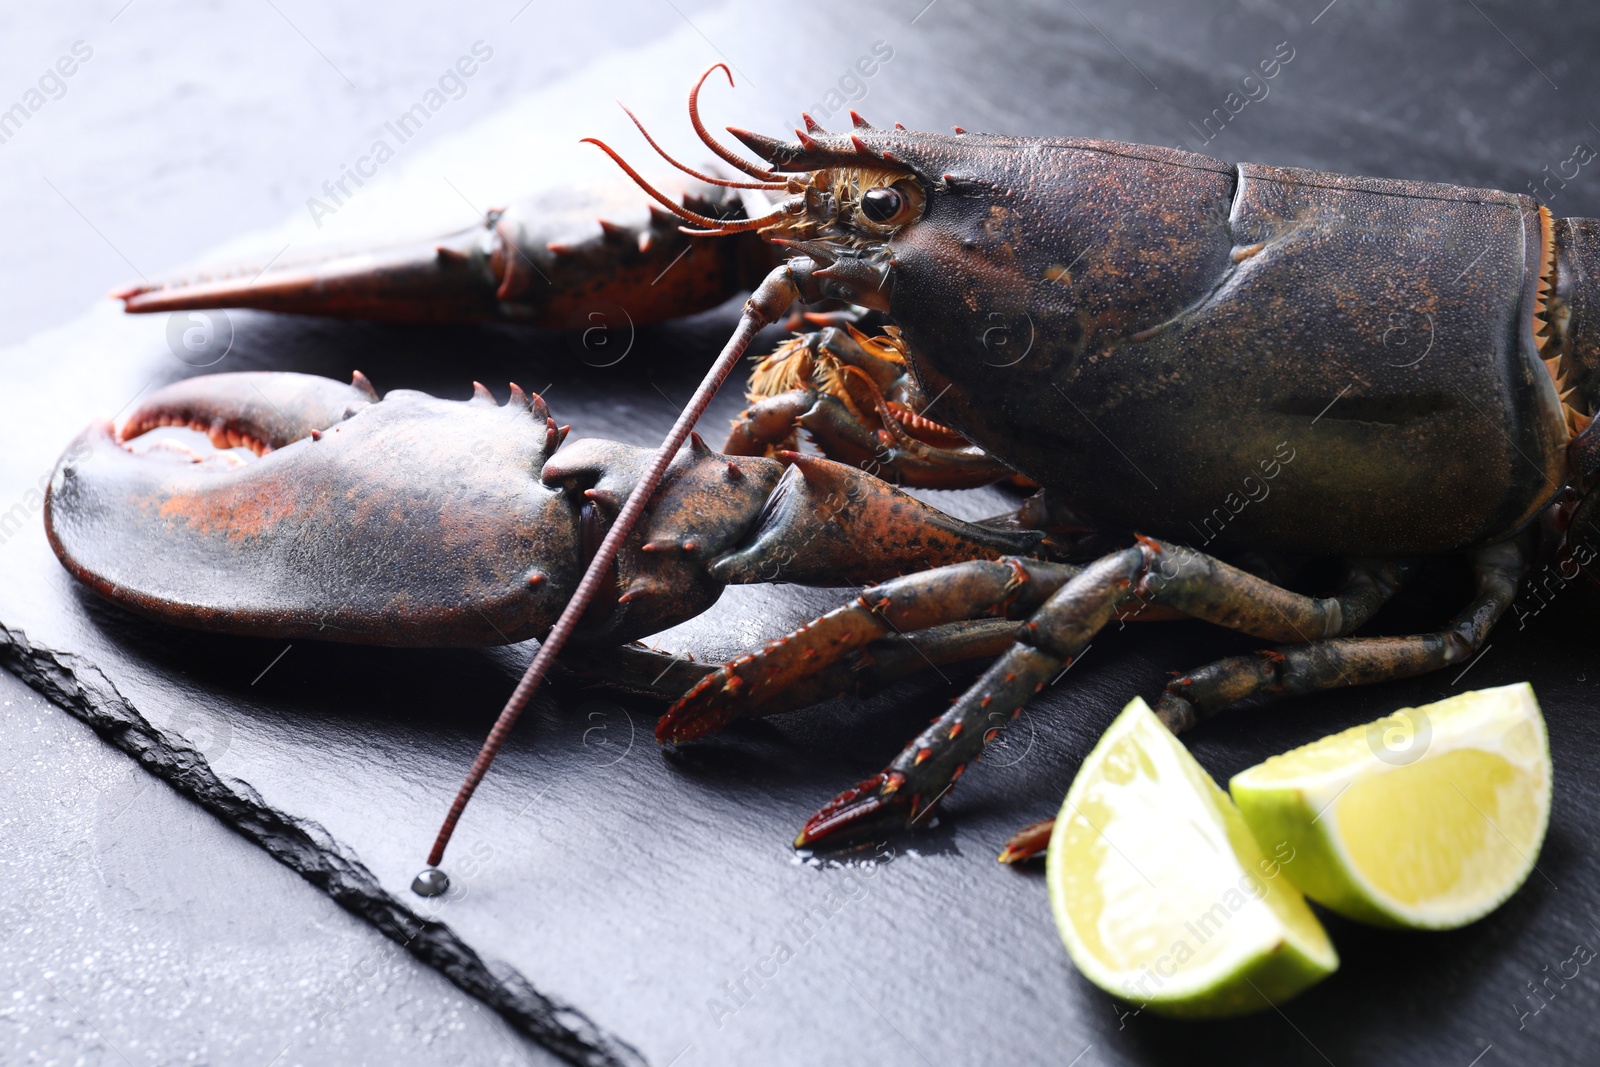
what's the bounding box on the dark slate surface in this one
[0,665,565,1067]
[4,1,1600,1065]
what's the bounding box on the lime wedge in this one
[1047,698,1338,1018]
[1230,682,1551,930]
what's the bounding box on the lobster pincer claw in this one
[793,771,924,850]
[113,226,509,324]
[46,370,796,650]
[46,372,584,645]
[114,369,378,451]
[795,687,992,849]
[113,184,774,328]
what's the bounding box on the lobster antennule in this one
[616,102,788,191]
[579,137,783,235]
[686,63,783,182]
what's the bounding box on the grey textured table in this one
[3,2,1599,1065]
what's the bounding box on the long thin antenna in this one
[420,265,799,881]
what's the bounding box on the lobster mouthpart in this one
[46,372,582,646]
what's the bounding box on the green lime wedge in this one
[1230,682,1552,930]
[1047,698,1338,1018]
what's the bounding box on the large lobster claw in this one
[112,185,773,327]
[46,372,583,646]
[45,372,788,648]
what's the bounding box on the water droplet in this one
[411,868,449,897]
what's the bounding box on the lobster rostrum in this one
[48,67,1600,862]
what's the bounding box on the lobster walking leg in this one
[713,618,1029,719]
[789,619,1023,702]
[1152,539,1525,732]
[995,542,1521,863]
[658,558,1083,742]
[577,618,1021,705]
[998,559,1427,870]
[776,542,1416,847]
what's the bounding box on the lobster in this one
[45,66,1600,875]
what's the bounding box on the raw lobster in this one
[49,66,1600,863]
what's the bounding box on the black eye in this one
[860,186,904,224]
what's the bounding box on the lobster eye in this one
[860,186,904,224]
[852,178,923,232]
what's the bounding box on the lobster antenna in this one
[420,263,801,885]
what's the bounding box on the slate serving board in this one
[4,1,1600,1064]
